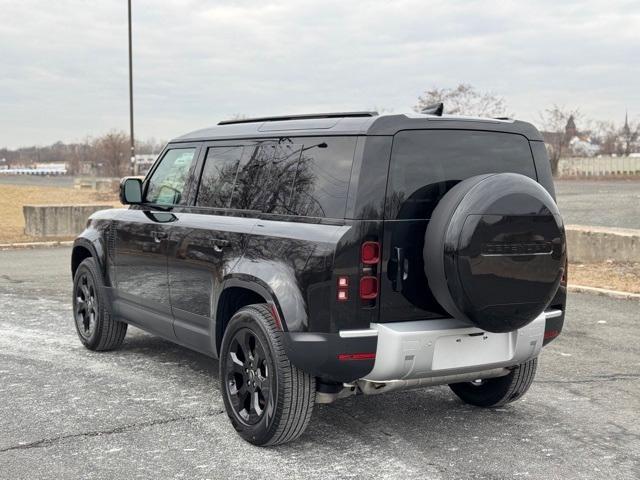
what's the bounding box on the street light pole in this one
[128,0,136,175]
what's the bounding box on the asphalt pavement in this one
[555,179,640,230]
[0,247,639,479]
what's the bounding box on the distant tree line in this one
[414,84,639,175]
[0,131,165,177]
[2,85,637,179]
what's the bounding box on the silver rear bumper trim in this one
[339,329,378,338]
[339,309,563,339]
[544,309,563,319]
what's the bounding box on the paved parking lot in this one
[555,179,640,229]
[1,247,639,479]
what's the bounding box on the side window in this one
[228,137,355,218]
[228,142,277,211]
[196,146,246,208]
[145,148,197,205]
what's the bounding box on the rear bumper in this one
[282,332,377,383]
[284,309,562,383]
[365,311,554,382]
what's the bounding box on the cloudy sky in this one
[1,0,638,148]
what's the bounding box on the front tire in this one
[449,358,538,407]
[220,304,315,446]
[72,257,127,351]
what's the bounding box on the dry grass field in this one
[570,261,640,294]
[0,184,119,244]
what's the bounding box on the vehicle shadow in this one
[117,327,220,378]
[115,327,547,455]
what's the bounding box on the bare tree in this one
[590,121,618,156]
[94,131,130,177]
[539,105,580,176]
[414,83,508,117]
[136,137,165,155]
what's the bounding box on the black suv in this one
[71,111,567,446]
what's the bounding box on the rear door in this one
[380,129,538,322]
[167,141,272,353]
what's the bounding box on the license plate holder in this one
[432,331,514,370]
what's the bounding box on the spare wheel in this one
[424,173,566,333]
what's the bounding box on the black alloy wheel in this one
[224,328,273,425]
[74,271,98,340]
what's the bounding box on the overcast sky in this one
[1,0,638,148]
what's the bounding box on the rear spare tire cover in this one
[424,173,566,333]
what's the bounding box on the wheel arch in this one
[214,276,287,356]
[71,238,109,286]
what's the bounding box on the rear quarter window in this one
[228,137,356,218]
[386,130,536,220]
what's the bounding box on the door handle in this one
[151,230,168,243]
[393,247,405,292]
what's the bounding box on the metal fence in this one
[558,156,640,177]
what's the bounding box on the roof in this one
[171,112,544,143]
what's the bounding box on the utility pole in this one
[128,0,136,175]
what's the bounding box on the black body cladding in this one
[73,113,567,383]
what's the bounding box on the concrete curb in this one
[566,224,640,263]
[568,284,640,301]
[0,240,74,250]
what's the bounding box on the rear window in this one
[386,130,536,220]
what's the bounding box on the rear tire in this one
[449,358,538,407]
[72,257,127,351]
[220,304,315,446]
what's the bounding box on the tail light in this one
[361,241,380,264]
[360,241,380,303]
[359,276,378,300]
[544,329,560,341]
[336,241,381,304]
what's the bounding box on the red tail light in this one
[338,352,376,361]
[544,329,560,341]
[359,276,378,300]
[361,241,380,264]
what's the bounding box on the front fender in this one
[72,209,124,286]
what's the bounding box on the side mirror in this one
[120,177,143,205]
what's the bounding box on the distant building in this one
[565,115,578,139]
[134,153,158,176]
[541,115,600,157]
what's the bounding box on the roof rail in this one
[218,111,378,126]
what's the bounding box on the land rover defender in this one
[71,110,567,445]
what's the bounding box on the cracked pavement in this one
[0,247,639,479]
